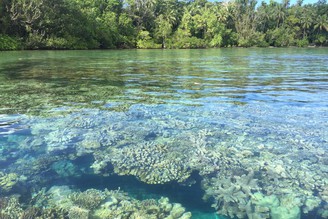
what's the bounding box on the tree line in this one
[0,0,327,50]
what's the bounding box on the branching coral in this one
[0,172,19,193]
[203,170,261,219]
[68,206,89,219]
[0,191,69,219]
[69,189,106,210]
[1,186,191,219]
[93,190,191,219]
[0,196,24,218]
[201,146,327,219]
[96,141,191,184]
[45,186,191,219]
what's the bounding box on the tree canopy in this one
[0,0,327,50]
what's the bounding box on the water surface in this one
[0,48,327,219]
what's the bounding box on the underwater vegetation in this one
[1,102,327,219]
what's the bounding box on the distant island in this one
[0,0,327,50]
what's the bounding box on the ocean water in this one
[0,48,327,219]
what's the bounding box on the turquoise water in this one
[0,48,327,218]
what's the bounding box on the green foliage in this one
[117,13,136,48]
[0,35,21,50]
[137,31,161,49]
[209,34,223,47]
[155,14,173,48]
[44,36,94,50]
[296,38,309,47]
[267,27,296,47]
[45,37,69,49]
[167,36,206,49]
[167,28,206,49]
[25,32,46,49]
[9,0,44,34]
[238,31,268,47]
[315,34,327,46]
[0,0,327,49]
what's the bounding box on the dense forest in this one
[0,0,327,50]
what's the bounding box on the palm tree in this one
[296,0,303,6]
[256,3,271,32]
[274,3,286,27]
[155,0,178,48]
[282,0,290,8]
[217,2,229,23]
[314,14,328,32]
[193,2,215,38]
[300,14,313,38]
[157,0,178,26]
[127,0,157,31]
[230,0,258,46]
[155,14,172,48]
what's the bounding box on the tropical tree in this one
[156,0,178,26]
[0,0,12,34]
[256,2,272,32]
[314,14,328,32]
[153,0,179,48]
[300,12,313,38]
[9,0,44,34]
[126,0,157,31]
[282,0,290,8]
[0,0,327,49]
[192,2,213,38]
[273,3,286,27]
[313,14,328,46]
[155,14,172,48]
[118,12,136,48]
[231,0,264,47]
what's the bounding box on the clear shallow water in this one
[0,48,327,219]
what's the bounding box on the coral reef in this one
[51,160,79,178]
[203,169,260,218]
[200,141,327,219]
[0,196,24,218]
[69,189,106,209]
[20,207,67,219]
[0,195,69,219]
[95,141,191,184]
[0,172,19,193]
[1,103,327,219]
[91,189,191,219]
[0,186,191,219]
[68,206,89,219]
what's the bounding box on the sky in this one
[267,0,319,5]
[212,0,321,5]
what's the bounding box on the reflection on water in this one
[0,48,327,219]
[1,49,327,114]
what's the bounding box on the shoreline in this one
[1,45,327,52]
